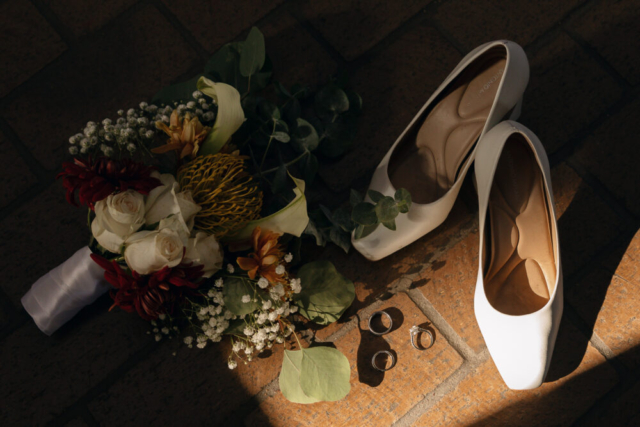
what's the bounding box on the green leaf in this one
[223,319,246,335]
[351,202,377,226]
[282,98,301,123]
[330,227,351,253]
[331,206,355,231]
[349,189,364,207]
[353,224,365,240]
[239,27,266,78]
[375,197,399,222]
[367,189,384,203]
[204,42,272,94]
[274,81,291,98]
[299,347,351,402]
[152,74,202,105]
[293,260,355,325]
[319,120,356,158]
[292,118,320,153]
[279,349,321,404]
[258,100,280,121]
[303,218,327,247]
[345,90,363,115]
[314,84,350,117]
[382,220,397,231]
[222,277,260,315]
[394,188,412,213]
[272,131,290,143]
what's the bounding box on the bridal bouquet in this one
[22,28,368,404]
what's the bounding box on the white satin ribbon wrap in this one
[21,246,110,335]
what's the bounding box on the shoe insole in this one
[484,135,556,316]
[389,48,507,204]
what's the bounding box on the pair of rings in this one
[369,310,435,372]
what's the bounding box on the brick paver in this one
[0,132,38,209]
[294,0,433,60]
[161,0,285,53]
[43,0,138,36]
[318,21,461,192]
[568,229,640,370]
[520,33,623,154]
[1,4,199,171]
[433,0,584,50]
[1,0,639,425]
[247,293,464,426]
[414,322,619,426]
[569,0,640,86]
[0,308,149,426]
[574,96,640,218]
[0,0,67,97]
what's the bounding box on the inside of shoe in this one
[483,135,557,316]
[388,46,507,204]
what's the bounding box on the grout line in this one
[148,0,210,60]
[45,340,163,427]
[566,158,639,225]
[563,27,633,91]
[394,351,489,427]
[0,118,52,182]
[573,374,640,426]
[29,0,77,46]
[78,405,100,427]
[405,289,477,361]
[562,304,630,377]
[547,88,637,168]
[285,3,348,69]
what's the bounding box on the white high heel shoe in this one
[352,40,529,261]
[474,121,563,390]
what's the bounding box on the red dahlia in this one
[58,156,162,209]
[91,254,204,321]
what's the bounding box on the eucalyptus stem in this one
[259,119,277,170]
[259,150,309,175]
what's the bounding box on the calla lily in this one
[224,174,309,242]
[197,76,245,156]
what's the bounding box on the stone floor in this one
[1,0,639,426]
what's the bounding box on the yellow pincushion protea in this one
[177,154,263,237]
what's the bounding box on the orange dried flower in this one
[237,226,285,284]
[153,110,211,158]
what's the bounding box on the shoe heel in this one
[508,97,523,120]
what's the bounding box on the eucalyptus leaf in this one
[345,90,363,115]
[350,189,364,207]
[223,319,246,335]
[375,197,399,222]
[315,84,349,117]
[394,188,412,213]
[239,27,266,78]
[303,218,326,246]
[222,277,260,315]
[351,202,377,226]
[293,260,355,325]
[274,81,291,98]
[299,346,351,402]
[331,206,354,231]
[319,120,355,158]
[330,227,351,253]
[204,42,272,94]
[279,350,321,404]
[292,118,319,153]
[367,189,384,203]
[353,224,365,240]
[382,220,397,231]
[273,131,290,143]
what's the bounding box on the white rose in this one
[184,232,223,278]
[91,190,145,253]
[145,172,201,229]
[124,218,189,274]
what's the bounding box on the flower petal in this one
[197,77,245,156]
